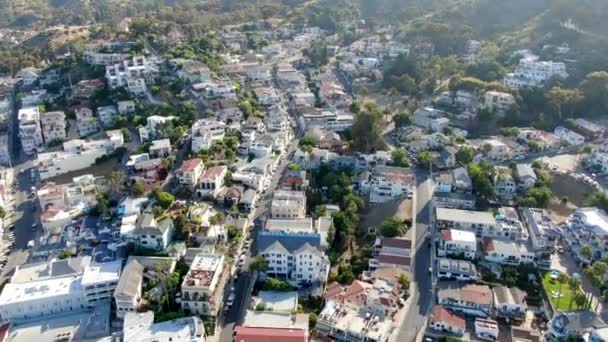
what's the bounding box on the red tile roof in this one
[281,176,304,188]
[180,158,203,172]
[482,238,495,252]
[462,284,492,305]
[431,305,465,329]
[202,166,227,179]
[440,229,452,241]
[233,326,307,342]
[324,281,343,301]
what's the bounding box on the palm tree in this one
[568,277,581,310]
[105,170,125,192]
[581,244,594,263]
[250,256,269,273]
[556,273,569,310]
[574,292,588,311]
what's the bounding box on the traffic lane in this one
[219,271,252,342]
[11,171,40,249]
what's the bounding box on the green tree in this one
[397,273,410,294]
[393,111,413,127]
[287,163,301,171]
[250,256,269,273]
[417,151,435,168]
[391,149,409,167]
[455,146,474,164]
[0,207,6,219]
[379,218,406,238]
[156,192,175,209]
[568,277,581,310]
[263,278,294,291]
[586,192,608,212]
[556,273,569,309]
[131,180,145,196]
[95,193,110,217]
[351,102,385,153]
[579,71,608,117]
[581,244,594,262]
[468,163,495,199]
[350,101,361,114]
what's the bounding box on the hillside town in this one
[0,9,607,342]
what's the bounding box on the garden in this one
[542,270,589,311]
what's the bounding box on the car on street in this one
[226,293,235,307]
[31,224,38,231]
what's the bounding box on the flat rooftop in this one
[81,260,122,286]
[183,254,223,288]
[265,218,313,233]
[436,208,496,225]
[257,291,298,312]
[243,310,308,330]
[0,276,82,305]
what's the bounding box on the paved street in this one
[393,166,434,342]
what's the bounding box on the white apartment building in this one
[40,110,67,144]
[520,207,558,269]
[105,56,155,95]
[117,100,136,115]
[436,258,478,281]
[149,138,172,158]
[271,190,306,219]
[0,134,11,166]
[316,300,392,342]
[301,111,354,133]
[114,259,145,319]
[193,81,237,100]
[18,106,44,154]
[181,254,225,322]
[360,166,414,204]
[483,238,535,266]
[37,136,123,180]
[83,51,130,65]
[503,60,568,88]
[436,208,497,238]
[484,91,515,112]
[554,126,585,146]
[260,241,330,285]
[123,311,206,342]
[564,207,608,263]
[197,166,227,199]
[0,256,120,322]
[438,229,478,260]
[138,115,176,141]
[495,172,517,200]
[97,105,118,127]
[191,119,226,152]
[75,107,100,137]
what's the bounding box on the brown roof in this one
[431,305,465,329]
[461,284,493,305]
[378,254,411,267]
[382,238,412,249]
[482,238,495,252]
[324,282,343,301]
[440,229,452,241]
[202,166,226,179]
[180,158,203,172]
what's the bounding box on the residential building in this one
[257,218,323,254]
[543,311,608,342]
[123,311,206,342]
[235,311,309,342]
[475,318,499,341]
[75,107,100,137]
[493,285,527,320]
[149,138,172,158]
[181,254,226,325]
[429,305,465,336]
[495,169,517,200]
[97,105,117,127]
[271,190,306,219]
[413,107,441,129]
[484,90,515,112]
[436,258,478,281]
[197,166,227,199]
[117,100,136,115]
[369,237,411,271]
[436,282,493,317]
[503,60,568,88]
[105,56,156,95]
[435,173,453,193]
[433,192,476,210]
[131,213,174,251]
[512,326,541,342]
[359,166,414,204]
[254,87,279,106]
[138,115,176,141]
[315,300,393,342]
[254,291,299,312]
[515,164,537,190]
[193,81,237,100]
[191,119,226,152]
[452,167,473,192]
[72,79,105,99]
[37,136,123,180]
[435,146,457,170]
[438,229,477,260]
[260,241,330,285]
[0,134,10,166]
[435,208,497,238]
[174,59,211,83]
[40,111,67,144]
[325,279,402,321]
[482,138,510,161]
[482,238,535,266]
[565,207,608,263]
[431,117,450,133]
[0,256,120,322]
[554,126,585,146]
[113,259,144,319]
[83,51,130,65]
[520,207,558,269]
[176,158,204,188]
[18,106,44,155]
[249,134,274,158]
[574,118,605,139]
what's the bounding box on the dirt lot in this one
[547,172,595,222]
[359,198,413,234]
